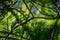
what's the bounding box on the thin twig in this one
[23,0,34,17]
[31,1,55,17]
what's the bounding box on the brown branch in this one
[14,17,56,29]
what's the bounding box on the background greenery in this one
[0,0,60,40]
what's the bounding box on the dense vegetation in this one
[0,0,60,40]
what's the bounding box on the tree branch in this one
[23,0,34,17]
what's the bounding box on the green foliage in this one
[0,0,60,40]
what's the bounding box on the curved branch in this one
[14,17,56,29]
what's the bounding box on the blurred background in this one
[0,0,60,40]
